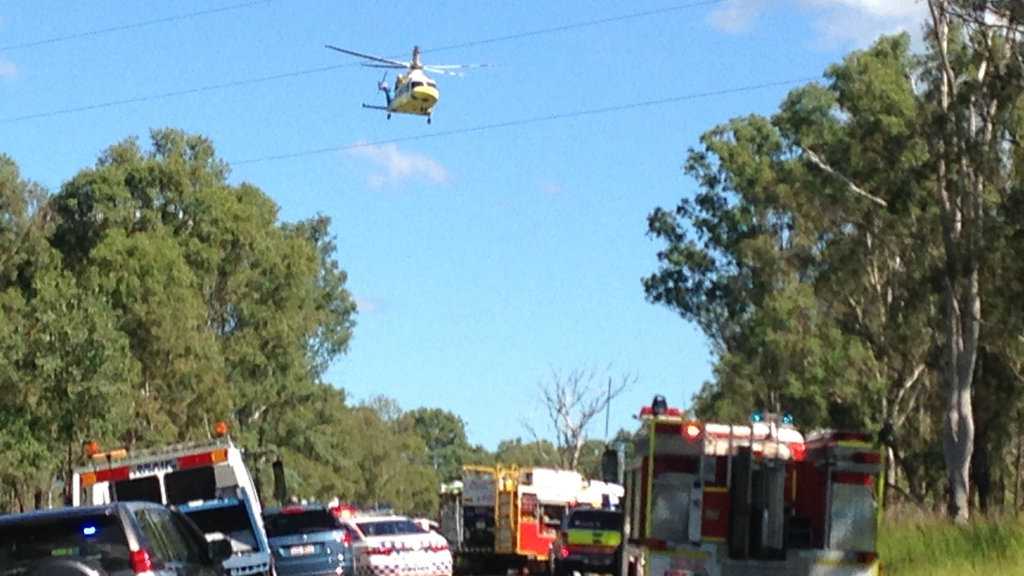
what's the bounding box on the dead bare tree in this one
[527,368,632,471]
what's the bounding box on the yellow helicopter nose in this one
[412,84,439,107]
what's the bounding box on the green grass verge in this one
[879,514,1024,575]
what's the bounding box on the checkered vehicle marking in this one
[355,559,452,576]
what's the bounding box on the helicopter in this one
[325,44,485,124]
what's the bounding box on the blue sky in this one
[0,0,927,449]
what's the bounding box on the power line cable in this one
[0,0,725,124]
[0,0,272,52]
[423,0,726,55]
[231,77,816,166]
[0,63,357,124]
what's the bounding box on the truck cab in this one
[550,507,623,576]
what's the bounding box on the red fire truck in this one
[440,465,623,574]
[621,396,882,576]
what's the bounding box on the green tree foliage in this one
[0,155,139,509]
[348,398,439,517]
[401,408,475,482]
[646,36,932,435]
[494,438,561,468]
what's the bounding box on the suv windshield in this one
[356,520,425,536]
[265,510,340,537]
[568,510,622,531]
[182,501,258,553]
[0,514,131,574]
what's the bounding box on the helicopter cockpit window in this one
[411,82,424,89]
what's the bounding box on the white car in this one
[343,515,453,576]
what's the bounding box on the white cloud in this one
[800,0,928,47]
[0,59,16,78]
[348,143,449,188]
[801,0,923,18]
[709,0,928,47]
[709,0,769,33]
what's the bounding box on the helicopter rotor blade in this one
[325,45,409,68]
[422,64,489,76]
[422,67,462,77]
[360,63,409,69]
[424,63,490,70]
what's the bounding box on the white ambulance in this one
[71,434,273,576]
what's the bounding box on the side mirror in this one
[209,539,233,562]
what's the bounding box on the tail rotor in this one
[376,71,392,109]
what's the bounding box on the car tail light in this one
[559,545,570,559]
[130,549,153,574]
[338,530,352,545]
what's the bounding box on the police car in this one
[340,516,452,576]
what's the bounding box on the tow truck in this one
[621,396,883,576]
[440,465,623,574]
[71,425,274,576]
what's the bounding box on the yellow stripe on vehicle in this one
[566,530,622,546]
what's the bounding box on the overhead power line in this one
[0,0,272,52]
[231,77,816,166]
[1,0,725,124]
[424,0,726,55]
[0,63,357,124]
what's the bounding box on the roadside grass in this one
[879,510,1024,575]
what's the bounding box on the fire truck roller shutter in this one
[651,473,692,543]
[828,477,877,553]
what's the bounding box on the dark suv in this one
[0,501,231,576]
[263,504,352,576]
[549,508,623,576]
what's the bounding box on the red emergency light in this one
[177,448,228,470]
